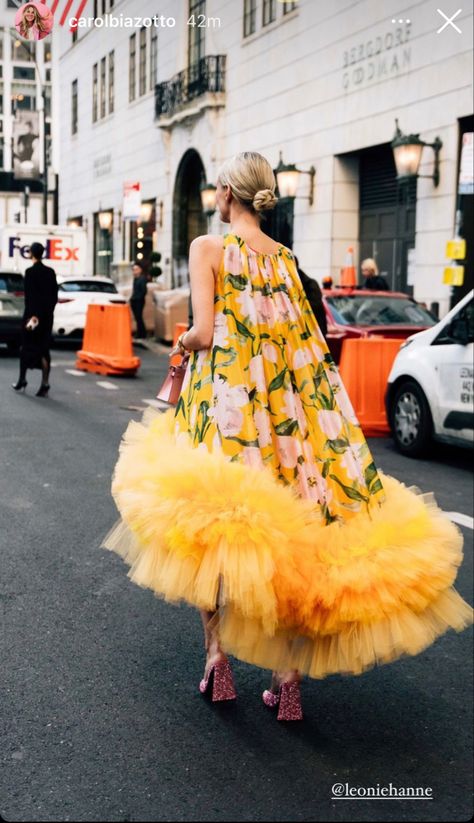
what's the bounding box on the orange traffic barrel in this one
[170,322,189,366]
[76,304,141,376]
[338,337,403,436]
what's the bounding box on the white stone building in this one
[0,1,59,227]
[57,0,473,314]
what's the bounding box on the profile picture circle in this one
[15,2,53,41]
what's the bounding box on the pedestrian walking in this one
[130,261,148,339]
[294,256,328,337]
[12,242,58,398]
[104,151,472,721]
[360,258,390,290]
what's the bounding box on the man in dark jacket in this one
[12,241,58,397]
[294,257,328,337]
[130,261,148,338]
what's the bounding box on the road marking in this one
[65,369,85,377]
[96,381,119,391]
[444,512,474,530]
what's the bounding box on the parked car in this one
[323,289,437,363]
[53,276,127,341]
[0,271,24,353]
[386,290,474,456]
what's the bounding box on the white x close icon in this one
[437,8,463,33]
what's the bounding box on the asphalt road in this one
[1,344,472,823]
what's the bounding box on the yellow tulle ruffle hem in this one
[103,408,473,679]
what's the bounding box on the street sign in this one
[443,266,464,286]
[123,181,141,221]
[446,239,466,259]
[458,132,473,195]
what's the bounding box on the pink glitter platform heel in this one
[199,660,237,702]
[262,680,303,721]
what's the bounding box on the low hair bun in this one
[253,188,278,212]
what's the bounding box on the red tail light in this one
[58,297,76,304]
[13,290,25,297]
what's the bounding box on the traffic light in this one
[150,251,162,280]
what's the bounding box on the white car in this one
[386,290,474,456]
[53,276,127,341]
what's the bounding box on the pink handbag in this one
[156,354,190,405]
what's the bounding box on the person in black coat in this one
[360,258,390,291]
[130,261,148,339]
[12,242,58,397]
[294,257,328,337]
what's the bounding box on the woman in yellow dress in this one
[104,152,472,721]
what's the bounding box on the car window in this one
[325,296,436,326]
[0,273,24,293]
[434,298,474,345]
[59,280,117,293]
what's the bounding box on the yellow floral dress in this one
[105,233,472,679]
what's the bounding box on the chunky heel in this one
[262,680,303,720]
[199,660,236,702]
[277,681,303,721]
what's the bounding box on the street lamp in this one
[98,209,113,231]
[275,151,316,205]
[200,181,217,216]
[391,119,442,187]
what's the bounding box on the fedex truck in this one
[0,224,87,277]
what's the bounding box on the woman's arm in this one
[179,236,216,351]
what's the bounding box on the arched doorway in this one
[172,149,207,287]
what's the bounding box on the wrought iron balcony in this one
[155,55,226,121]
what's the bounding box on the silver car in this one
[0,271,24,353]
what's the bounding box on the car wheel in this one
[390,380,433,457]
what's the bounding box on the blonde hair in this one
[361,258,379,275]
[217,151,278,214]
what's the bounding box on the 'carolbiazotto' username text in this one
[69,14,178,29]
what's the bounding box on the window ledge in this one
[242,9,299,46]
[156,91,226,130]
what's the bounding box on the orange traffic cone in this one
[340,246,357,288]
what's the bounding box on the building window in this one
[92,63,98,122]
[44,42,52,62]
[282,1,297,13]
[72,27,78,44]
[94,212,113,277]
[108,51,114,114]
[188,0,206,67]
[0,120,3,170]
[262,0,276,26]
[129,34,136,102]
[100,56,106,118]
[71,79,78,135]
[11,38,35,62]
[139,27,147,96]
[150,28,158,91]
[243,0,256,37]
[13,66,35,81]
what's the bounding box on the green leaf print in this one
[223,308,255,341]
[196,400,211,442]
[322,459,334,478]
[369,478,384,495]
[224,273,248,291]
[268,368,288,393]
[227,435,260,447]
[275,418,299,436]
[300,330,312,341]
[176,395,186,419]
[315,391,334,410]
[325,438,350,454]
[364,462,378,487]
[329,474,369,503]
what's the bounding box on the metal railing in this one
[155,55,226,118]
